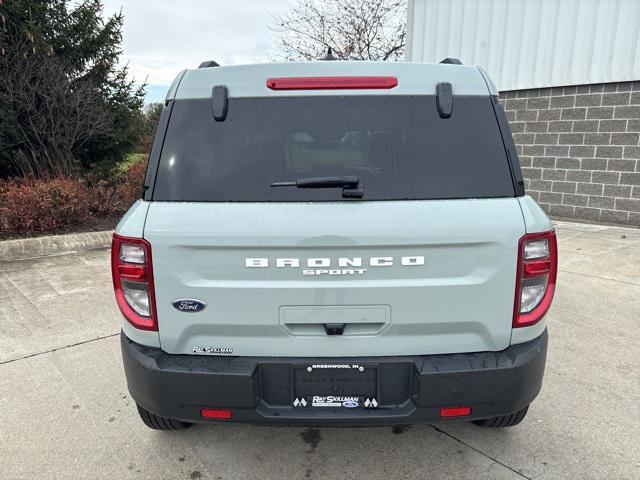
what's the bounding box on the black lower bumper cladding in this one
[121,330,548,426]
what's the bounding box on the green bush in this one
[0,0,145,178]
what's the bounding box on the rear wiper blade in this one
[271,176,359,189]
[271,175,363,199]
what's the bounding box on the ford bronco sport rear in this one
[113,60,556,430]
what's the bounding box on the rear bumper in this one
[121,330,548,426]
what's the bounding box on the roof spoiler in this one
[439,57,462,65]
[199,60,220,68]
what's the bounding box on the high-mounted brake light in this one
[266,76,398,91]
[513,231,558,328]
[111,234,157,331]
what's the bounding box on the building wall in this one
[501,81,640,226]
[406,0,640,91]
[405,0,640,226]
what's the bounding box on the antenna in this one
[323,47,337,61]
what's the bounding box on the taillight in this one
[266,76,398,90]
[513,231,558,328]
[111,234,157,331]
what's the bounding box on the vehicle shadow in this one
[153,421,522,480]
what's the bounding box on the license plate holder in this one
[292,364,378,408]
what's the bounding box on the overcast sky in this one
[102,0,290,102]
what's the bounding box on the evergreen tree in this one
[0,0,145,177]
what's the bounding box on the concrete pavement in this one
[1,221,639,479]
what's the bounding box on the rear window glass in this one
[152,95,515,201]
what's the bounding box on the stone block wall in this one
[501,82,640,226]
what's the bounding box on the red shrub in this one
[0,178,91,237]
[82,173,119,216]
[118,159,147,209]
[0,159,148,238]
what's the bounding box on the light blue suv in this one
[112,59,557,430]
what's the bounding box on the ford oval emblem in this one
[342,400,359,408]
[172,298,207,313]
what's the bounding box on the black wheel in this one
[136,404,192,430]
[472,406,529,428]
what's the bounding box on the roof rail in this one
[440,57,462,65]
[199,60,220,68]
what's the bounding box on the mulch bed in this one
[0,215,120,241]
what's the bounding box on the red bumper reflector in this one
[440,407,472,418]
[200,408,233,420]
[266,76,398,90]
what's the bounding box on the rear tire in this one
[472,406,529,428]
[136,404,192,430]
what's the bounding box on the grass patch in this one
[116,153,147,174]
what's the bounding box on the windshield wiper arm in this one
[271,176,359,189]
[271,175,363,199]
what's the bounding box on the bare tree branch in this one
[271,0,406,62]
[0,39,112,177]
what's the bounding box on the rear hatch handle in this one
[323,323,346,336]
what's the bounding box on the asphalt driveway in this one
[0,221,638,480]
